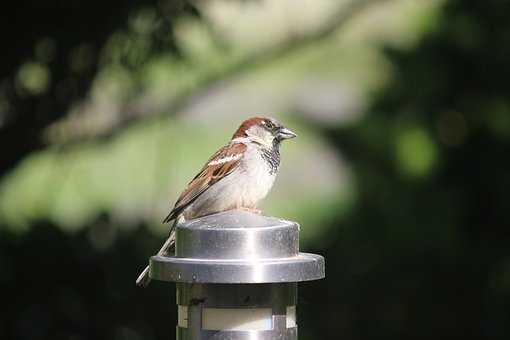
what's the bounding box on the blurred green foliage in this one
[2,0,440,242]
[1,0,510,339]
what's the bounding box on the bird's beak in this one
[278,127,297,140]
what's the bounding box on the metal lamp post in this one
[149,210,325,340]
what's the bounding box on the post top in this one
[180,210,296,230]
[175,210,299,260]
[150,210,325,284]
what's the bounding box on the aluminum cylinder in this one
[148,209,325,340]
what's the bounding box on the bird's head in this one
[232,116,297,148]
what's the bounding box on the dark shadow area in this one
[0,222,174,340]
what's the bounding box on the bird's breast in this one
[183,145,278,219]
[237,145,277,207]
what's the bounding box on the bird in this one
[136,116,297,287]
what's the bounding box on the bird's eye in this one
[265,121,274,129]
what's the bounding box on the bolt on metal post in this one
[149,210,325,340]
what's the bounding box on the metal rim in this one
[150,252,325,284]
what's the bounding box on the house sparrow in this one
[136,116,297,287]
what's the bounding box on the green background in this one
[1,0,509,339]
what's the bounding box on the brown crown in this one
[232,117,267,138]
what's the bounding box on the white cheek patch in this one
[246,126,274,148]
[208,154,242,166]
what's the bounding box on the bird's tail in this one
[136,223,177,287]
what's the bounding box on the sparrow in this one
[136,116,297,287]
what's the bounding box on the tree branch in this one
[52,0,390,146]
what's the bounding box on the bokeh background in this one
[1,0,510,339]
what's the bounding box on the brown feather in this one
[162,142,247,223]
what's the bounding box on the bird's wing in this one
[163,142,246,223]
